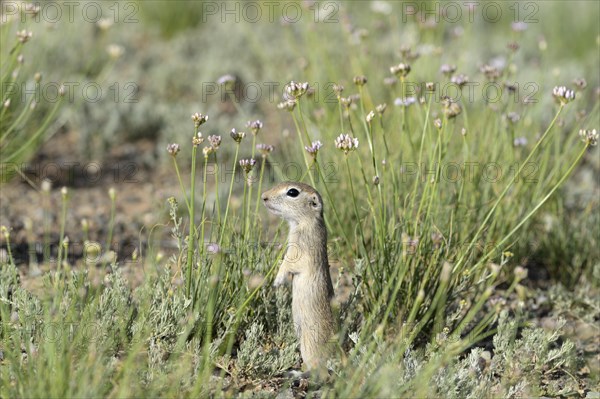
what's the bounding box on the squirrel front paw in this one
[273,273,286,287]
[273,268,288,287]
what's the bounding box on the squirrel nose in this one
[262,193,269,202]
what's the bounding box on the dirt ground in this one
[0,128,181,280]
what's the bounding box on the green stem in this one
[409,96,433,228]
[454,104,564,272]
[246,134,257,232]
[2,230,14,267]
[213,153,221,228]
[171,157,191,212]
[254,155,267,217]
[338,100,344,131]
[291,111,316,187]
[56,190,68,271]
[0,84,39,145]
[103,190,116,268]
[345,155,366,250]
[315,160,351,245]
[5,97,64,163]
[186,145,198,298]
[199,155,209,257]
[480,143,588,269]
[220,143,240,246]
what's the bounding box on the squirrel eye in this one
[286,188,300,198]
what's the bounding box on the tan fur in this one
[262,182,335,370]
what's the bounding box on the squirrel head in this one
[262,181,324,225]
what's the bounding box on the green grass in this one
[1,1,599,397]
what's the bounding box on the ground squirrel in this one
[262,182,335,371]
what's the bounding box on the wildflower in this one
[488,263,501,277]
[41,179,51,192]
[167,143,180,157]
[34,72,41,83]
[366,110,375,123]
[335,133,359,154]
[401,232,419,255]
[371,1,392,15]
[313,108,326,120]
[434,118,442,130]
[256,143,274,157]
[353,75,367,86]
[333,84,344,98]
[58,85,65,97]
[506,112,520,124]
[230,128,246,143]
[17,54,24,64]
[191,112,208,128]
[239,159,256,173]
[383,76,398,86]
[349,94,361,103]
[440,64,457,76]
[108,187,116,201]
[277,99,297,111]
[217,74,236,86]
[340,97,353,110]
[3,99,10,108]
[394,97,416,107]
[507,42,519,52]
[107,44,124,59]
[513,137,528,147]
[202,146,214,158]
[208,135,222,149]
[96,18,113,31]
[390,62,411,77]
[246,120,263,135]
[192,132,204,147]
[286,81,309,98]
[425,82,436,92]
[372,176,380,185]
[350,28,369,44]
[552,86,575,104]
[376,103,387,115]
[399,45,419,61]
[504,81,518,93]
[511,21,527,32]
[442,98,462,119]
[573,78,587,90]
[461,127,467,136]
[514,266,528,281]
[579,129,598,146]
[480,64,500,81]
[207,243,220,254]
[16,30,33,43]
[305,141,323,158]
[23,3,41,16]
[451,74,469,88]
